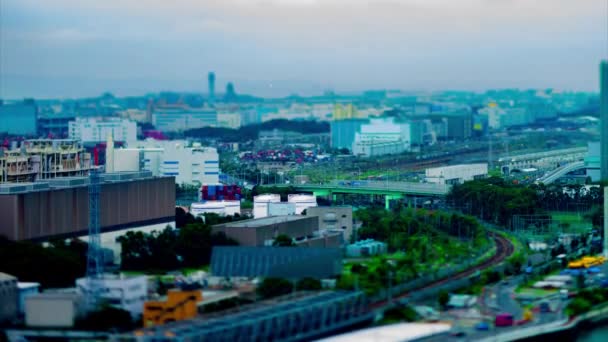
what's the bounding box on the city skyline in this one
[1,0,607,99]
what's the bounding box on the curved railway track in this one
[371,233,514,309]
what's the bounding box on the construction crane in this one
[85,168,103,309]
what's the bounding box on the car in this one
[475,322,490,331]
[450,330,466,337]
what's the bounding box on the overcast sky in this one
[1,0,607,99]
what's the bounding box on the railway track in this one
[371,233,514,309]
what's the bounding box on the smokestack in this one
[105,133,114,173]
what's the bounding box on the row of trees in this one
[448,177,539,227]
[185,119,329,143]
[355,207,488,252]
[117,209,240,271]
[0,236,87,288]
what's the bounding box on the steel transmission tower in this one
[86,169,103,308]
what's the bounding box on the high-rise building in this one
[600,61,608,181]
[225,82,237,102]
[208,72,216,105]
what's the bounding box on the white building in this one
[69,117,137,143]
[111,140,220,185]
[191,200,241,217]
[76,275,147,317]
[425,163,488,185]
[268,202,297,216]
[352,118,411,157]
[288,194,318,214]
[253,194,281,219]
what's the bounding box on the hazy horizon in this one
[1,0,607,99]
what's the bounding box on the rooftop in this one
[220,215,310,228]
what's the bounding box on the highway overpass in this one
[535,161,586,185]
[277,180,451,209]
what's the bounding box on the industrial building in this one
[0,100,37,136]
[352,118,411,157]
[37,112,75,138]
[17,282,40,316]
[211,215,342,248]
[76,275,147,317]
[152,105,218,132]
[305,206,354,242]
[0,273,18,324]
[68,117,137,143]
[211,247,342,278]
[0,171,175,241]
[143,288,203,327]
[0,139,92,183]
[24,292,84,328]
[211,215,318,247]
[126,291,371,342]
[111,140,219,185]
[253,194,281,218]
[288,194,317,214]
[425,163,488,185]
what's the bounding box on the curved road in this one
[371,233,515,309]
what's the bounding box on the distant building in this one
[305,206,354,242]
[217,112,241,128]
[38,112,75,138]
[0,99,37,136]
[152,106,218,132]
[224,83,237,102]
[330,104,368,150]
[446,114,472,140]
[69,117,137,143]
[112,140,219,185]
[600,61,608,181]
[208,72,216,105]
[425,163,488,185]
[76,275,148,317]
[352,118,411,157]
[0,273,18,324]
[211,246,343,278]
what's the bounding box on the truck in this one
[495,313,514,327]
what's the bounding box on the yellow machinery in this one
[143,289,203,327]
[568,256,606,269]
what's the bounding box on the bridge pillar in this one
[332,193,337,202]
[385,194,403,210]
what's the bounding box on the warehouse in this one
[0,172,175,241]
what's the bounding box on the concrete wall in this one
[0,177,175,241]
[25,294,83,327]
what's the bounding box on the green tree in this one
[272,234,296,247]
[257,278,293,299]
[438,290,450,309]
[296,277,322,291]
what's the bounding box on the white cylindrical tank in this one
[191,201,226,217]
[253,194,281,219]
[268,202,296,216]
[223,200,241,217]
[287,194,317,215]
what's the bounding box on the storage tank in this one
[223,200,241,217]
[191,201,226,217]
[288,194,317,215]
[253,194,280,219]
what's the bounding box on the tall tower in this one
[86,169,103,309]
[600,61,608,181]
[208,72,216,105]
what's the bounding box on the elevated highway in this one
[278,180,451,209]
[535,161,586,185]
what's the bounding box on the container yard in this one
[200,184,242,201]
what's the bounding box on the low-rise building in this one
[69,117,137,143]
[425,163,488,185]
[346,239,387,257]
[25,293,84,328]
[0,273,18,324]
[18,282,40,315]
[212,216,318,247]
[305,206,353,242]
[76,275,147,317]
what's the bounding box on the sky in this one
[1,0,607,99]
